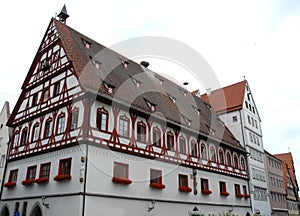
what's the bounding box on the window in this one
[26,166,37,180]
[32,123,39,142]
[247,115,251,124]
[82,38,92,48]
[179,136,186,154]
[218,150,224,165]
[166,132,174,150]
[58,158,72,175]
[32,93,38,106]
[70,109,79,131]
[243,185,248,195]
[233,155,239,169]
[234,184,242,197]
[44,119,53,138]
[119,115,129,137]
[209,146,216,162]
[232,116,238,122]
[219,181,229,196]
[191,141,197,157]
[20,128,28,146]
[53,82,60,97]
[137,122,146,142]
[241,157,246,170]
[56,114,65,134]
[150,169,162,184]
[13,132,20,148]
[200,178,211,194]
[201,144,207,160]
[9,169,18,182]
[226,152,232,166]
[152,127,161,147]
[96,108,108,131]
[42,88,50,103]
[39,163,51,179]
[113,162,129,179]
[178,174,188,187]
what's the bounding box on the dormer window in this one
[168,94,176,103]
[122,60,129,69]
[82,38,92,49]
[103,82,114,94]
[131,77,141,88]
[192,105,201,116]
[90,56,102,69]
[144,98,156,112]
[182,115,191,127]
[205,124,215,135]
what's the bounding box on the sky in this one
[0,0,300,181]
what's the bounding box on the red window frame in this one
[20,128,28,147]
[234,184,242,197]
[233,155,239,169]
[56,113,65,134]
[44,118,53,138]
[209,146,216,162]
[137,121,146,143]
[219,181,227,193]
[119,115,130,137]
[70,109,79,131]
[178,174,188,187]
[26,166,37,180]
[226,152,232,167]
[96,107,108,131]
[166,132,174,150]
[201,178,209,191]
[150,169,162,184]
[39,162,51,179]
[218,149,224,165]
[179,136,186,154]
[243,185,248,195]
[58,158,72,175]
[201,144,207,160]
[8,169,18,182]
[152,127,161,147]
[113,162,129,179]
[191,141,198,157]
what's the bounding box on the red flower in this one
[236,193,243,198]
[243,194,250,199]
[112,177,132,185]
[3,181,16,188]
[220,191,230,196]
[54,174,72,181]
[149,182,166,189]
[178,186,192,193]
[201,189,212,195]
[35,178,49,184]
[21,179,35,186]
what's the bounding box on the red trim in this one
[178,186,192,193]
[201,189,212,195]
[112,177,132,185]
[54,174,72,181]
[35,177,49,184]
[149,182,165,189]
[236,193,243,198]
[220,191,230,196]
[21,179,35,186]
[3,181,16,188]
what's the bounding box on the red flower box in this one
[21,179,35,186]
[35,178,49,184]
[236,193,243,198]
[178,186,192,193]
[54,174,72,181]
[112,177,132,185]
[149,182,166,189]
[220,191,230,196]
[243,194,250,199]
[201,189,212,195]
[3,181,16,188]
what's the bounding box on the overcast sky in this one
[0,0,299,180]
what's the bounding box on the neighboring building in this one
[0,102,11,194]
[0,8,251,216]
[264,150,288,216]
[201,80,272,215]
[275,152,300,216]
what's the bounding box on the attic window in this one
[122,60,129,69]
[168,94,176,103]
[131,76,141,88]
[82,38,92,49]
[103,82,115,94]
[90,56,102,69]
[182,115,191,127]
[144,98,156,112]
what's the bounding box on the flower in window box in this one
[236,193,243,198]
[3,181,16,188]
[35,178,49,184]
[201,189,212,195]
[54,174,72,181]
[243,194,250,199]
[220,191,230,196]
[21,179,35,186]
[178,186,192,193]
[149,182,166,189]
[112,177,132,185]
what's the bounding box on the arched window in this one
[44,118,53,138]
[226,152,232,167]
[20,127,28,146]
[152,127,161,147]
[70,108,79,131]
[201,144,207,160]
[179,136,186,154]
[209,146,216,162]
[241,157,246,170]
[218,149,224,165]
[13,131,20,148]
[56,113,66,134]
[137,121,146,143]
[233,155,239,169]
[32,123,40,142]
[191,140,198,157]
[166,132,174,150]
[119,115,130,137]
[96,107,109,131]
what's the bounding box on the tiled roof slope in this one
[52,19,245,151]
[201,80,246,115]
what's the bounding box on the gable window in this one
[178,174,192,192]
[70,109,79,131]
[32,93,38,106]
[42,88,50,103]
[20,128,28,147]
[56,114,65,134]
[44,118,53,138]
[201,178,212,194]
[137,121,146,143]
[152,127,161,147]
[149,169,165,189]
[218,150,224,165]
[32,123,39,142]
[191,141,198,157]
[201,144,207,160]
[209,146,216,162]
[226,152,232,167]
[13,132,20,148]
[166,132,174,150]
[119,115,129,137]
[40,163,51,179]
[26,166,37,180]
[53,82,60,97]
[233,155,239,169]
[112,162,131,185]
[96,107,108,131]
[179,136,186,154]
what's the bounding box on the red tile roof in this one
[201,80,247,115]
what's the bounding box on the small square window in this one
[150,169,162,184]
[40,163,51,179]
[113,162,129,179]
[201,178,209,191]
[9,169,18,182]
[232,116,238,122]
[59,158,72,175]
[219,181,227,193]
[26,166,37,180]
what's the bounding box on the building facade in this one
[0,10,251,216]
[201,80,272,215]
[264,150,288,216]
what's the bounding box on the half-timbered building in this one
[1,8,251,216]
